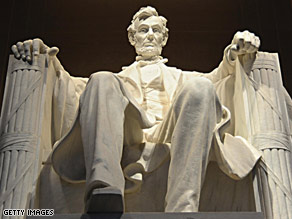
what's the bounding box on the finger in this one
[242,31,252,51]
[23,40,33,61]
[47,47,59,56]
[237,38,244,50]
[233,31,244,49]
[32,38,44,56]
[233,31,243,43]
[243,41,251,52]
[243,30,254,38]
[248,35,258,53]
[247,44,258,53]
[230,44,242,57]
[235,32,245,50]
[39,40,49,54]
[250,34,257,48]
[255,36,261,49]
[32,38,41,56]
[229,44,240,60]
[249,33,257,52]
[248,36,260,53]
[16,42,26,60]
[230,44,239,52]
[11,45,21,59]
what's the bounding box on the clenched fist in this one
[229,30,260,61]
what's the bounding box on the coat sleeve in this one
[178,45,236,85]
[203,45,236,83]
[51,57,88,144]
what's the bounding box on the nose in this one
[147,28,154,40]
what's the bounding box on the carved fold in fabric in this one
[51,54,262,192]
[0,133,37,152]
[252,132,291,151]
[4,52,288,215]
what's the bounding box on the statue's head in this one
[127,6,169,60]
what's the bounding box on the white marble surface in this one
[1,5,291,219]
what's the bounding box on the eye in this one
[153,28,161,33]
[139,28,148,33]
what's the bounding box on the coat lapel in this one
[117,62,143,104]
[160,64,182,102]
[118,62,182,104]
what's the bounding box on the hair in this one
[127,6,169,46]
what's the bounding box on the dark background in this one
[1,0,292,110]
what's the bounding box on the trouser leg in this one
[79,72,130,199]
[158,77,222,212]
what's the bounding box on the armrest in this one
[233,52,292,219]
[0,54,49,210]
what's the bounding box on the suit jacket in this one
[51,54,261,186]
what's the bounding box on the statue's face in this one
[134,16,165,59]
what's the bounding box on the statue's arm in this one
[10,38,88,143]
[204,30,261,83]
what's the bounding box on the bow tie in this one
[136,56,168,67]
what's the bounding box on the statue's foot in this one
[84,186,124,213]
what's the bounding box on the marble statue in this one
[7,6,292,218]
[10,6,262,213]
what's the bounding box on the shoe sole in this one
[85,187,124,213]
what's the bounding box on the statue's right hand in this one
[11,38,59,62]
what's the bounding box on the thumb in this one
[47,47,59,56]
[228,44,241,61]
[230,44,240,54]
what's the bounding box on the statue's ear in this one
[161,33,168,47]
[128,32,136,46]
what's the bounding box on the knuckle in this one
[238,38,244,43]
[34,38,43,45]
[11,45,17,51]
[16,42,23,47]
[236,31,242,35]
[24,39,32,45]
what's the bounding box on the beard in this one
[135,46,162,59]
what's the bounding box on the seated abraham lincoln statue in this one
[12,6,262,213]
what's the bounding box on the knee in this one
[173,77,222,120]
[88,71,116,86]
[180,77,216,102]
[81,71,119,104]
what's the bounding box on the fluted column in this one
[0,55,48,218]
[235,52,292,219]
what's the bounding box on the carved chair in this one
[0,53,291,219]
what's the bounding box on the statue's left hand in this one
[229,30,260,61]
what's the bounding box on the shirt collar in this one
[136,56,168,67]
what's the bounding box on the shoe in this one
[84,186,124,213]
